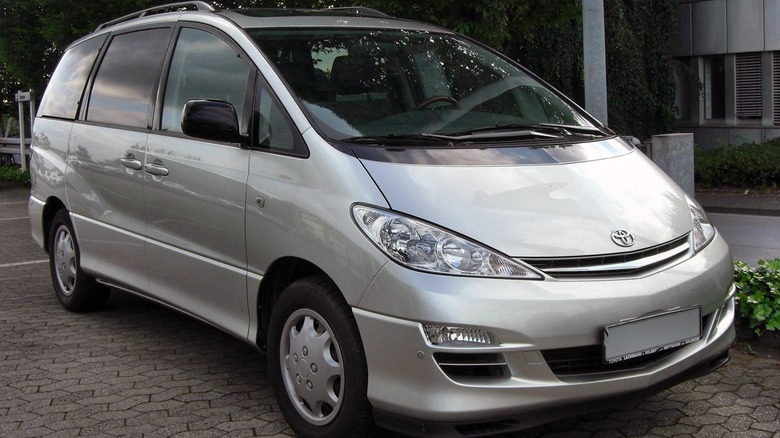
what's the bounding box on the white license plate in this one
[603,306,701,364]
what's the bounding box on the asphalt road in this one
[2,183,779,437]
[710,213,780,266]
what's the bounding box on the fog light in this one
[423,325,495,346]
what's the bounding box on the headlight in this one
[686,196,715,252]
[352,205,542,279]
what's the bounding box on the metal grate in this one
[736,53,762,120]
[774,52,780,125]
[523,234,690,279]
[433,352,508,380]
[542,344,683,377]
[543,312,707,378]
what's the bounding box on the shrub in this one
[734,259,780,335]
[0,165,30,186]
[695,138,780,189]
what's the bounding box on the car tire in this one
[268,275,373,438]
[48,209,110,312]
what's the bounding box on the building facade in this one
[675,0,780,148]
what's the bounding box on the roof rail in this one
[95,1,215,31]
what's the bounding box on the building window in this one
[703,56,725,120]
[735,53,762,121]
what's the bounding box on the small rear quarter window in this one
[38,34,107,120]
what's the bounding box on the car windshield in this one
[249,28,597,143]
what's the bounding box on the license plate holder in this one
[603,306,701,364]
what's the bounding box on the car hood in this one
[358,144,693,258]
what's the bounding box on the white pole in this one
[583,0,608,125]
[28,90,36,132]
[17,95,27,172]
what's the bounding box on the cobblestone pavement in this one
[2,183,780,437]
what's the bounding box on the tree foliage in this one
[604,0,678,140]
[0,0,678,139]
[512,0,679,140]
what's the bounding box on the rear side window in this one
[38,35,107,120]
[87,28,171,128]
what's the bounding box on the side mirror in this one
[181,99,244,144]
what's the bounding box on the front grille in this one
[541,344,683,377]
[543,308,711,378]
[434,352,508,381]
[523,234,690,278]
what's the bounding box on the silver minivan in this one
[29,3,735,437]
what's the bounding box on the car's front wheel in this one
[268,276,373,437]
[48,209,109,311]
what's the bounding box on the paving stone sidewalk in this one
[2,183,779,437]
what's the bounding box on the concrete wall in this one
[652,133,695,195]
[676,0,780,56]
[677,127,780,149]
[675,0,779,148]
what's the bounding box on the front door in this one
[144,26,253,338]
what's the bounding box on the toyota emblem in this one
[611,229,635,247]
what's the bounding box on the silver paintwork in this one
[29,8,736,434]
[144,134,250,339]
[360,145,692,258]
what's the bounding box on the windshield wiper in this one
[338,124,605,146]
[440,123,607,140]
[422,130,561,141]
[340,134,450,145]
[340,134,479,148]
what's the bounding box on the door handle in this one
[120,157,143,171]
[144,160,169,177]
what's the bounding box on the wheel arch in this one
[254,256,330,351]
[42,196,68,255]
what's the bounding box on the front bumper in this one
[353,234,735,436]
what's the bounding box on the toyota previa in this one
[29,3,735,437]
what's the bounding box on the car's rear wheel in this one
[268,276,373,437]
[48,209,109,311]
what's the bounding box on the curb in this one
[701,205,780,217]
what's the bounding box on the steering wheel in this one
[416,95,459,110]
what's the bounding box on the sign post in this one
[14,90,32,172]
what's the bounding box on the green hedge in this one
[695,138,780,189]
[734,259,780,335]
[0,165,30,186]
